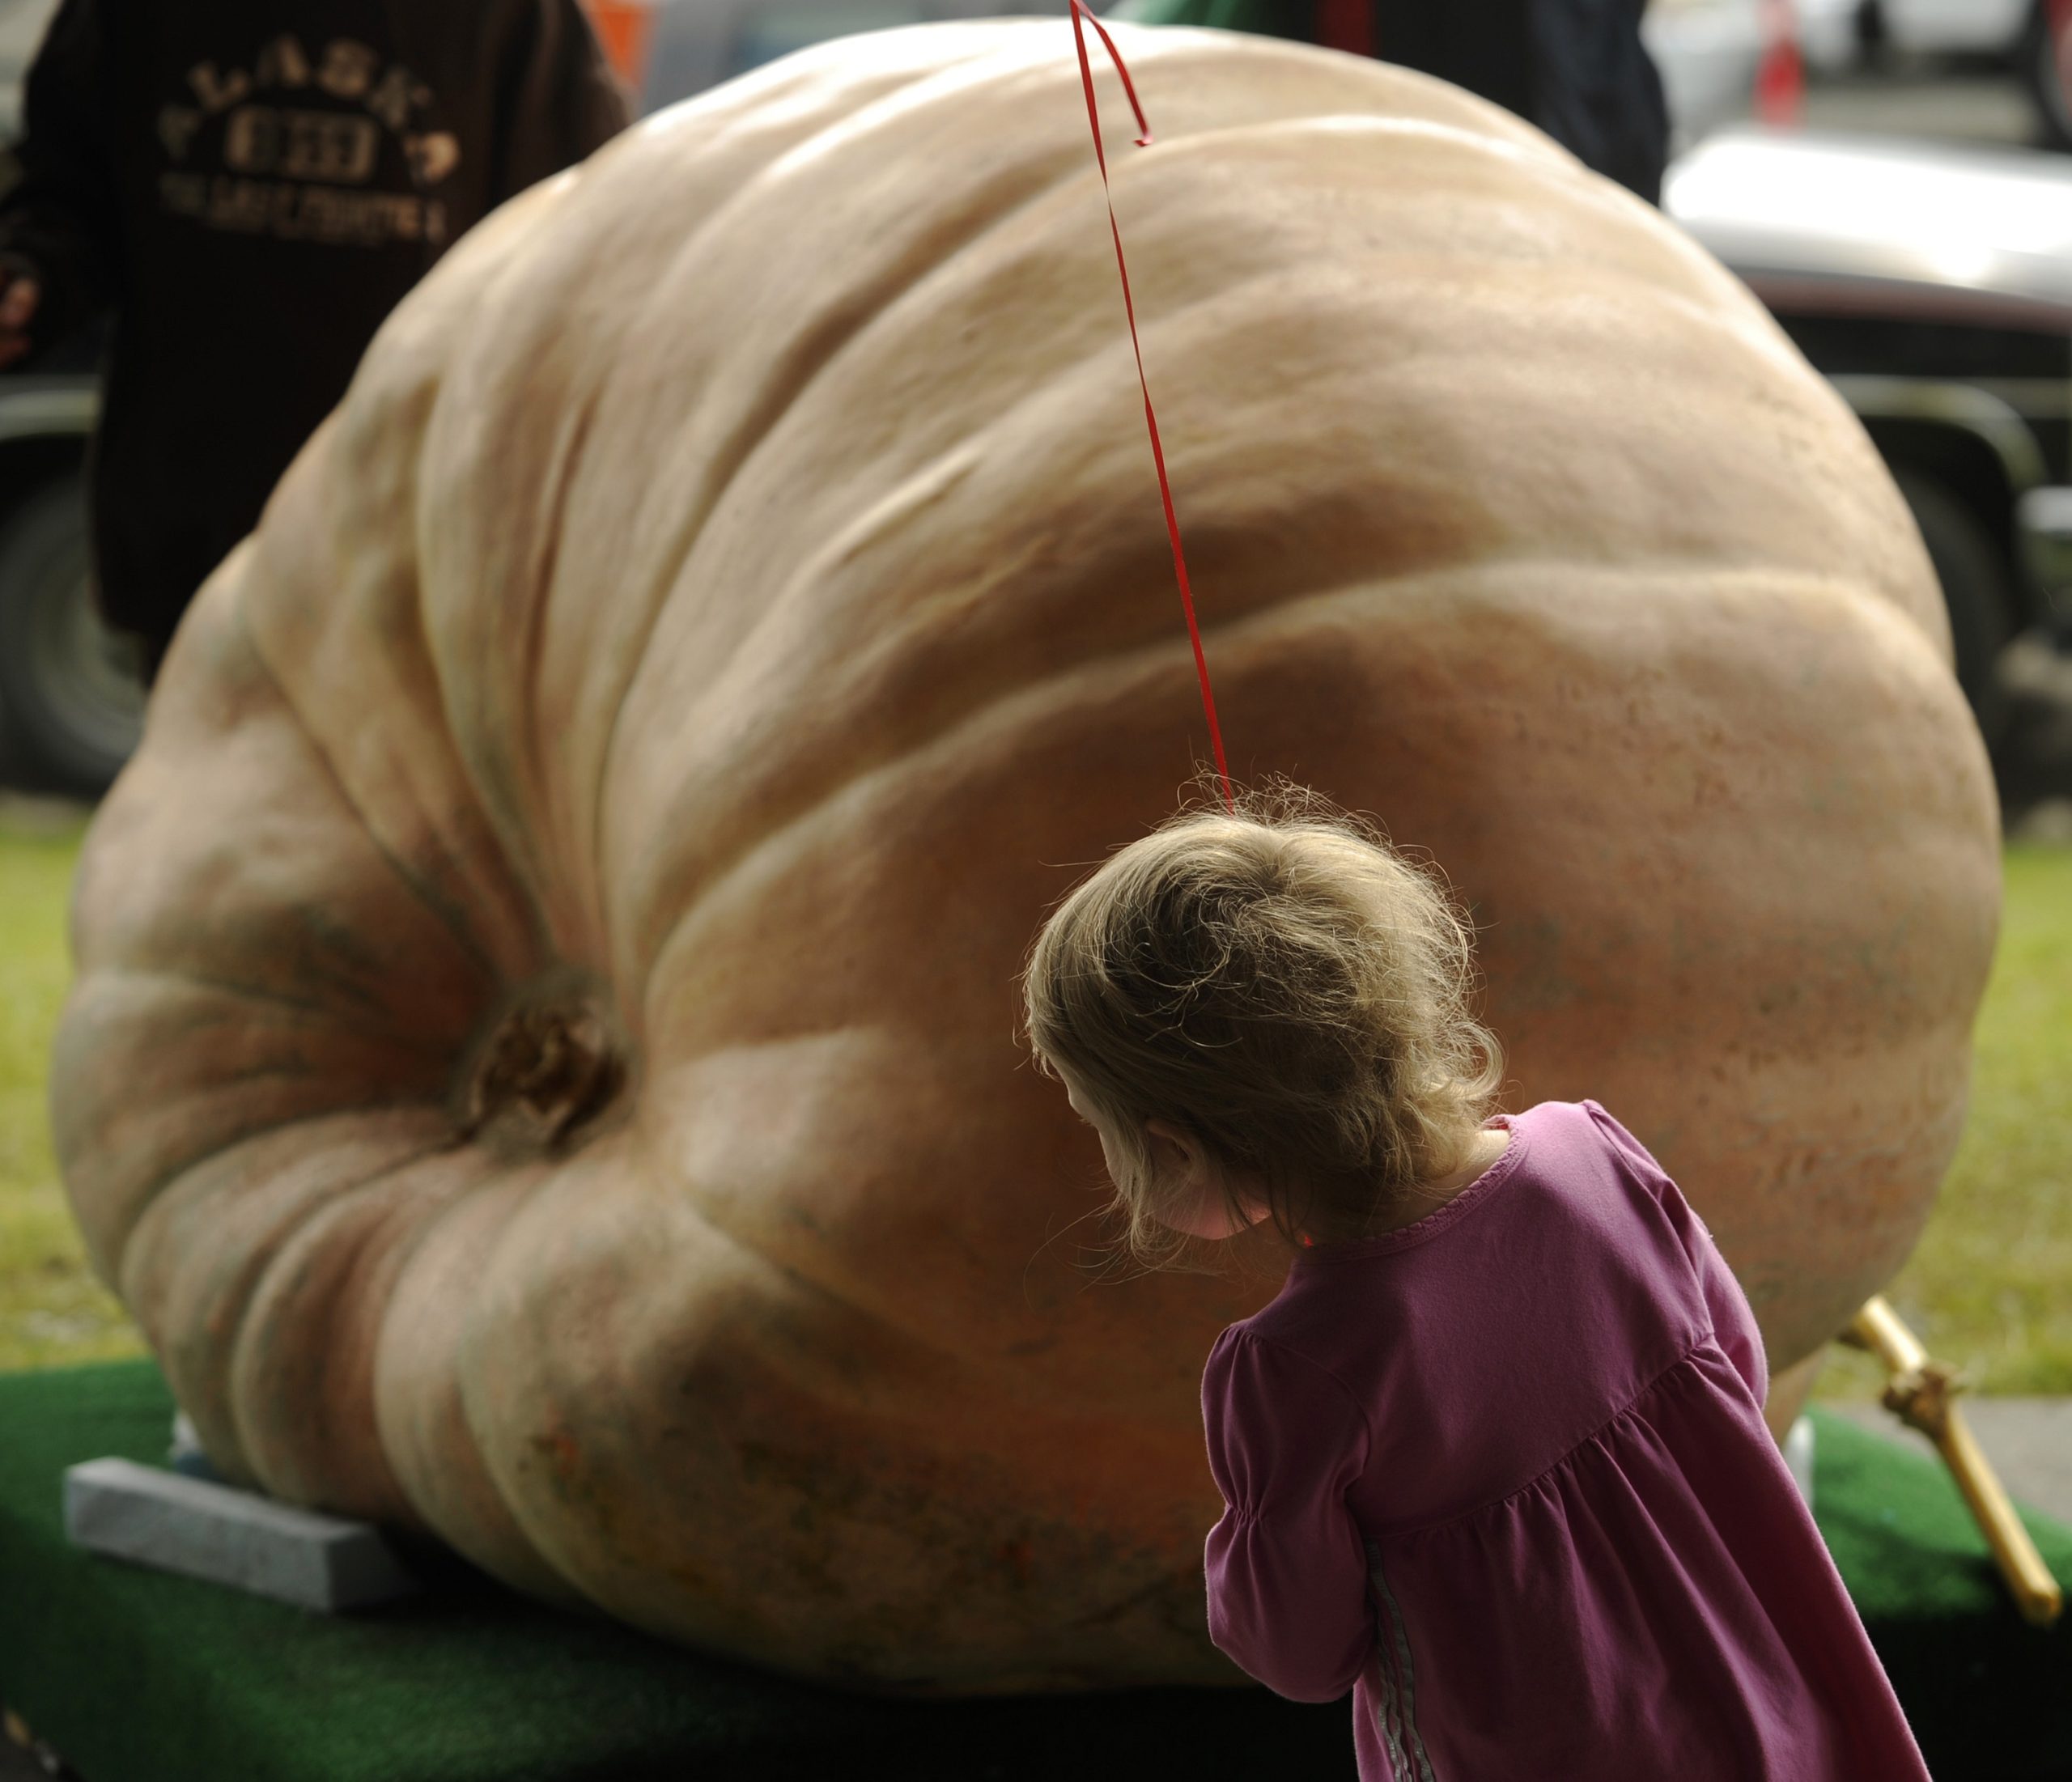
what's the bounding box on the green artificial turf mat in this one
[1807,1407,2072,1780]
[1,1364,2067,1780]
[0,1362,1351,1782]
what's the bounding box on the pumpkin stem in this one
[460,982,625,1151]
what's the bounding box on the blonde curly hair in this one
[1023,785,1504,1266]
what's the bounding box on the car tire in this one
[0,472,144,796]
[2023,0,2072,151]
[1892,467,2015,749]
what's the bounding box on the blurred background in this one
[0,1,2066,1426]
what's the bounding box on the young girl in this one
[1023,793,1931,1782]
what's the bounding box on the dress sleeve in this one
[1583,1101,1768,1406]
[1580,1097,1666,1180]
[1688,1204,1768,1407]
[1200,1327,1374,1703]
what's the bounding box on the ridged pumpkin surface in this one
[56,23,1998,1691]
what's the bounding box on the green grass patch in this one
[0,810,2067,1387]
[0,802,145,1371]
[1818,842,2072,1398]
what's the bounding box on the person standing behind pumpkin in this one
[1022,792,1930,1782]
[0,0,630,684]
[1108,0,1670,202]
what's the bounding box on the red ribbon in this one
[1068,0,1235,811]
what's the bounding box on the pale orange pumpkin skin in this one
[55,23,1998,1691]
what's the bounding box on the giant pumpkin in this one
[56,23,1998,1691]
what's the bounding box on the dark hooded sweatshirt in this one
[0,0,629,652]
[1112,0,1669,205]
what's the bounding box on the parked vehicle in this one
[2,0,2069,788]
[0,0,53,142]
[1813,0,2072,151]
[2016,2,2072,151]
[1,0,136,791]
[0,354,139,793]
[0,0,124,791]
[1867,0,2035,58]
[1666,125,2072,739]
[0,0,1079,793]
[582,0,2072,761]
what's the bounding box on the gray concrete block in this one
[64,1457,419,1612]
[1820,1398,2072,1529]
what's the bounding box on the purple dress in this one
[1201,1100,1931,1782]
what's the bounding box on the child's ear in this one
[1143,1118,1206,1186]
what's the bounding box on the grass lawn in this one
[0,800,142,1372]
[1816,841,2072,1400]
[1,805,2068,1391]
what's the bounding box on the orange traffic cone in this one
[584,0,656,97]
[1755,0,1805,125]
